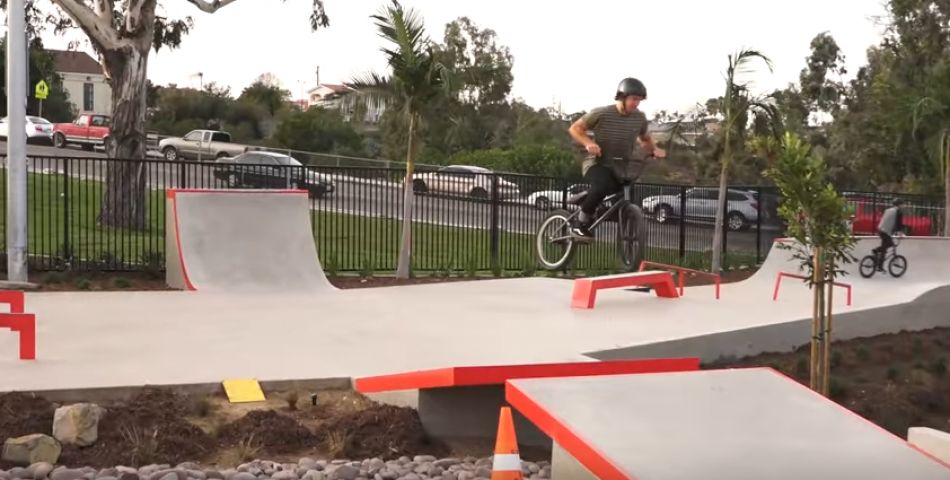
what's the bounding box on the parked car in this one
[52,113,111,151]
[526,184,589,210]
[641,188,760,231]
[160,130,247,161]
[410,165,521,200]
[0,116,53,143]
[213,151,335,199]
[846,195,935,236]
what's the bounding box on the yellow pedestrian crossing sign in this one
[34,80,49,100]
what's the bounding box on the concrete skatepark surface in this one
[3,190,950,393]
[506,368,950,479]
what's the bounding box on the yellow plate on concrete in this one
[222,378,266,403]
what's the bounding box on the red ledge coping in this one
[353,358,700,393]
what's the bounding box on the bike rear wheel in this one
[858,255,877,278]
[536,209,576,270]
[888,254,907,278]
[616,203,646,272]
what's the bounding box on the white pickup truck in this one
[158,130,248,161]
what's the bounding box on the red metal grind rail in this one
[773,271,852,306]
[639,260,721,299]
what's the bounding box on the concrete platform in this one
[2,237,950,393]
[2,190,950,394]
[506,368,950,479]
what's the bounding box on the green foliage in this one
[113,277,131,289]
[766,133,855,282]
[149,84,271,143]
[446,144,579,178]
[271,107,364,155]
[359,255,375,279]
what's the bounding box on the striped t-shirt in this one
[580,105,649,176]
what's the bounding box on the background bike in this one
[859,234,907,278]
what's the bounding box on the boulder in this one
[2,435,62,466]
[53,404,105,447]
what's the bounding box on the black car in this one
[214,151,335,198]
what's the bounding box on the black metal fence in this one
[0,155,944,274]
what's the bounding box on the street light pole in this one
[6,0,29,282]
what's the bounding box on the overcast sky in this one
[27,0,890,116]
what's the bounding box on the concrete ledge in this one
[1,377,353,403]
[908,427,950,465]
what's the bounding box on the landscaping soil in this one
[217,410,317,454]
[318,404,448,460]
[0,392,55,443]
[56,388,212,468]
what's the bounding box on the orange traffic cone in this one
[491,406,523,480]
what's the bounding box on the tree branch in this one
[51,0,121,49]
[183,0,241,13]
[95,0,115,23]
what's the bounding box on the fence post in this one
[678,185,686,262]
[490,174,501,271]
[62,158,71,266]
[179,161,188,189]
[756,187,762,262]
[721,187,728,265]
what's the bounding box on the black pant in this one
[581,163,622,218]
[873,231,894,259]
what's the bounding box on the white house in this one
[50,50,112,115]
[306,83,386,124]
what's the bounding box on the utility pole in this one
[6,0,29,282]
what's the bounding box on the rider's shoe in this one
[569,223,595,242]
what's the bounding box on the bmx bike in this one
[534,180,646,272]
[859,234,907,278]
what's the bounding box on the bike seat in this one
[566,191,588,205]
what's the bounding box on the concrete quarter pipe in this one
[166,189,334,292]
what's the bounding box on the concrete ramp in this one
[507,368,950,480]
[166,189,333,292]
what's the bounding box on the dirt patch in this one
[217,410,317,454]
[57,388,212,468]
[707,327,950,436]
[0,392,55,444]
[30,271,170,292]
[318,404,448,460]
[329,276,487,289]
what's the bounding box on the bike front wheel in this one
[858,255,877,278]
[888,254,908,278]
[536,209,577,270]
[616,203,646,272]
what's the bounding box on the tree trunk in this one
[809,248,821,391]
[822,270,835,396]
[97,45,151,229]
[710,150,730,273]
[396,115,417,279]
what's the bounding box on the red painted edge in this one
[506,379,635,480]
[166,188,309,198]
[169,194,197,291]
[354,358,699,393]
[763,368,950,470]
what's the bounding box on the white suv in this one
[410,165,521,200]
[641,188,759,231]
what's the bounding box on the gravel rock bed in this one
[0,457,552,480]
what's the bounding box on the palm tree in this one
[710,49,774,273]
[348,0,451,279]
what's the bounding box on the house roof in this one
[307,83,351,95]
[49,50,102,75]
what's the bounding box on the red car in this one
[52,113,112,151]
[848,197,934,236]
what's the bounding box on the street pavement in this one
[2,141,767,255]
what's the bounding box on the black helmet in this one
[615,77,647,100]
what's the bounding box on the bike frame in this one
[550,183,636,243]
